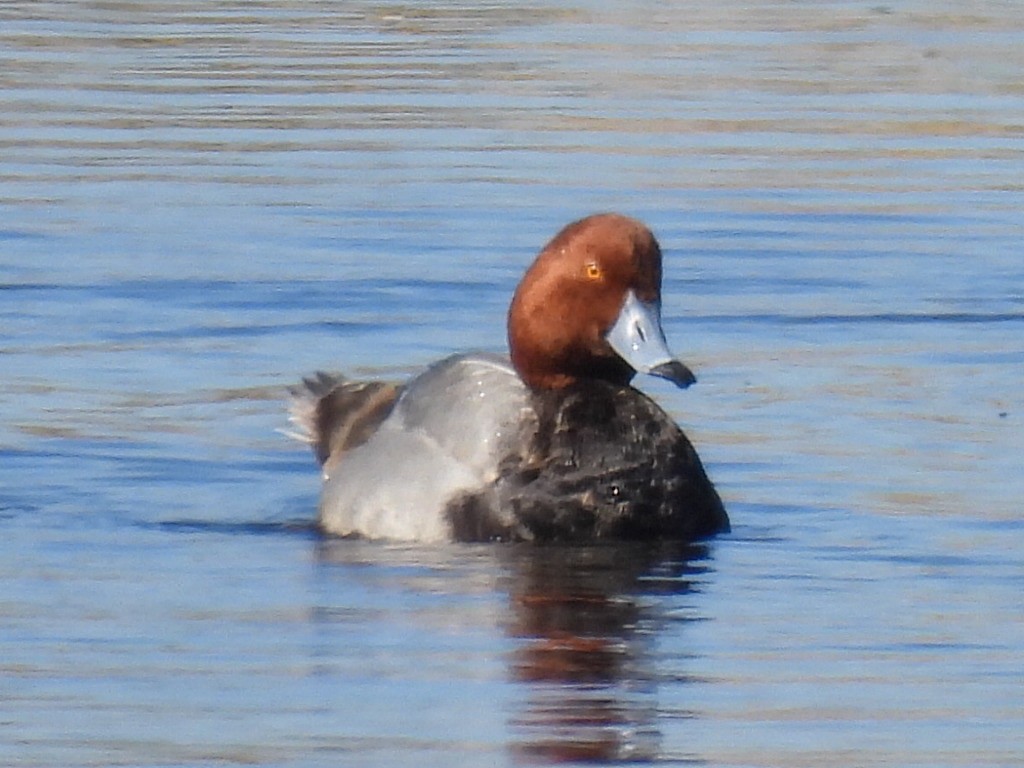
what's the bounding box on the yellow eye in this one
[585,261,602,280]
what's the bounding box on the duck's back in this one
[316,353,533,541]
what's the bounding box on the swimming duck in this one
[287,213,728,542]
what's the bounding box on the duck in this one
[286,213,728,543]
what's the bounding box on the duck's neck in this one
[513,351,636,392]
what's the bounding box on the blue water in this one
[2,1,1023,766]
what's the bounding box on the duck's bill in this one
[606,290,697,389]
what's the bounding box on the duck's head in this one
[508,213,696,391]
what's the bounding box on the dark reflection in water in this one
[308,538,710,765]
[499,543,709,765]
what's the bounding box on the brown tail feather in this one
[286,372,402,467]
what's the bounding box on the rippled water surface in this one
[2,1,1023,766]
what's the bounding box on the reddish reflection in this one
[501,542,707,764]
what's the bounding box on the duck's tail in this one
[283,372,402,468]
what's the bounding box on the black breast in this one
[446,381,728,543]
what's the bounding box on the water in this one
[2,1,1023,765]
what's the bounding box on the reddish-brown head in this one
[507,213,695,391]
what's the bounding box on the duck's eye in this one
[585,261,602,280]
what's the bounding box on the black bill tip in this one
[650,360,697,389]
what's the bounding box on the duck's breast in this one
[500,382,729,541]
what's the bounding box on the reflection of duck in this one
[503,543,707,763]
[288,213,728,542]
